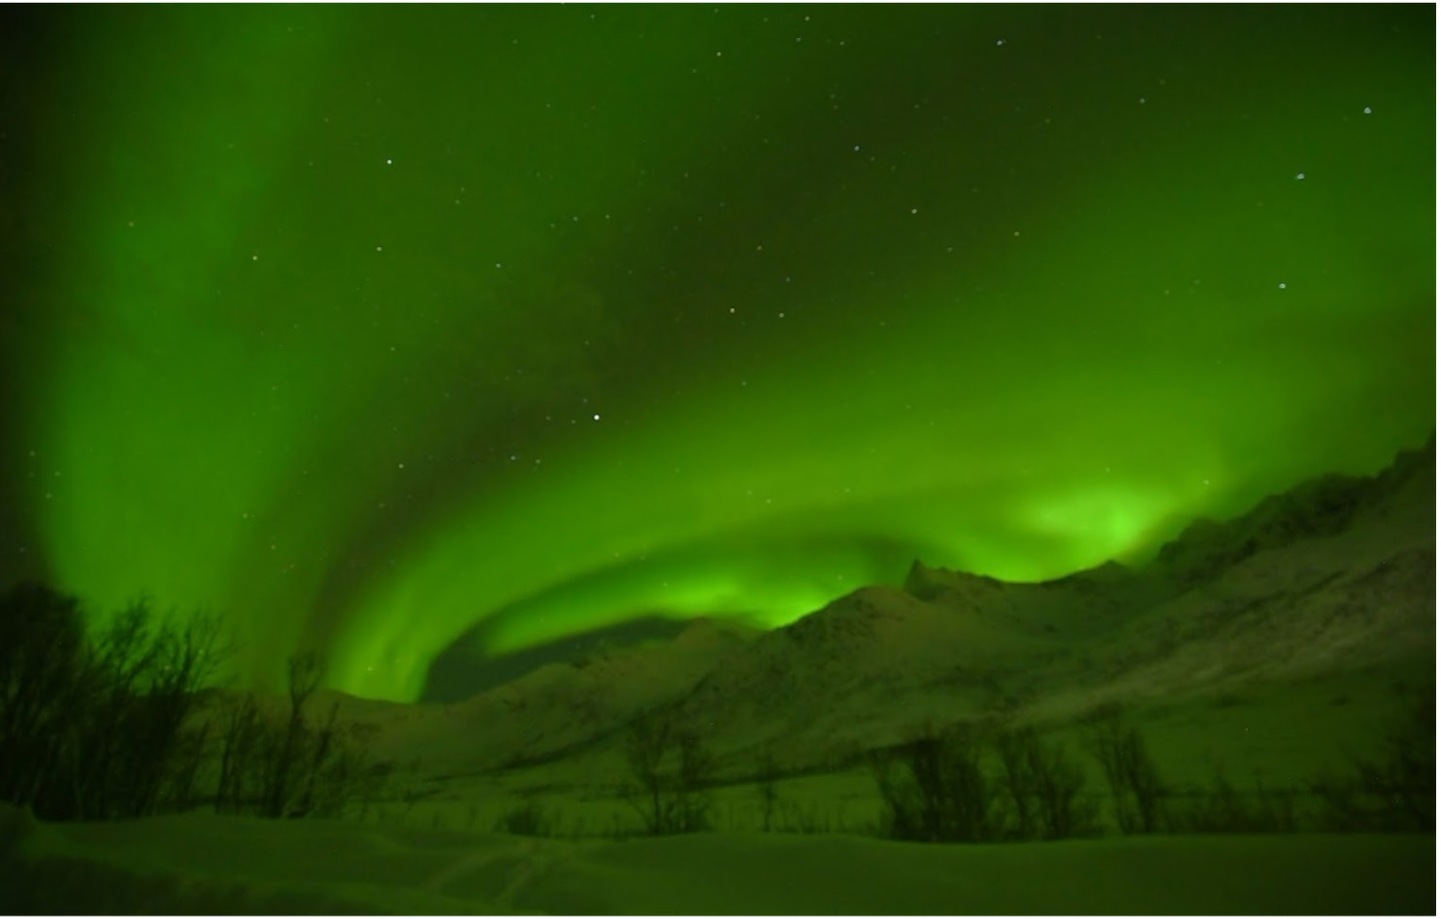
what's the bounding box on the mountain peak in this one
[903,559,1005,601]
[1154,435,1434,585]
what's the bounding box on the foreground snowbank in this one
[0,803,1432,914]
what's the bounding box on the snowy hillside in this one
[290,438,1435,782]
[298,616,763,778]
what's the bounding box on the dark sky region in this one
[0,4,1433,703]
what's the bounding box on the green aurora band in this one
[5,6,1433,701]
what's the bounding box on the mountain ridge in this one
[313,436,1435,779]
[645,435,1432,769]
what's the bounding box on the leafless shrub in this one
[995,726,1099,840]
[1170,767,1298,834]
[1315,684,1435,832]
[619,710,714,835]
[494,797,555,836]
[754,746,782,832]
[0,583,223,821]
[871,722,999,842]
[1083,703,1167,834]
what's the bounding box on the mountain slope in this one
[343,437,1434,780]
[668,436,1435,765]
[357,617,762,775]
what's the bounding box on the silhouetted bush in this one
[0,582,221,821]
[213,693,268,814]
[754,746,782,832]
[208,652,392,819]
[265,652,322,818]
[0,582,89,812]
[1314,684,1435,833]
[1169,767,1298,834]
[994,726,1099,840]
[494,798,555,836]
[621,709,671,834]
[619,710,714,835]
[873,721,1098,844]
[992,728,1037,839]
[0,582,393,825]
[1083,703,1167,834]
[871,722,999,842]
[307,720,392,819]
[672,730,715,832]
[776,800,842,834]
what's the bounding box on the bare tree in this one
[993,728,1039,839]
[623,710,673,834]
[1083,703,1166,834]
[215,694,265,813]
[672,730,714,833]
[293,701,341,817]
[619,710,715,835]
[0,583,88,812]
[1019,730,1095,839]
[755,746,782,832]
[265,651,322,818]
[873,722,998,843]
[1,585,226,820]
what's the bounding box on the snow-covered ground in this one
[2,802,1432,914]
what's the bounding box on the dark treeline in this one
[0,581,392,823]
[1,580,1433,839]
[866,697,1435,843]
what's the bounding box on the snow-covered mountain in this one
[333,437,1435,779]
[320,616,762,776]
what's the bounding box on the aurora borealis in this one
[0,5,1433,703]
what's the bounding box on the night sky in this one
[0,4,1433,703]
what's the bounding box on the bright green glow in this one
[16,6,1434,700]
